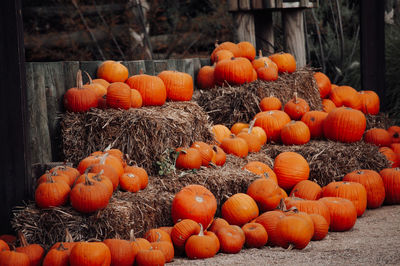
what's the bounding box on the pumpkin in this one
[259,95,282,111]
[284,198,330,225]
[185,224,219,259]
[254,110,291,142]
[242,222,268,248]
[16,232,45,266]
[214,49,234,62]
[129,230,152,258]
[191,141,214,167]
[84,72,107,98]
[220,134,249,158]
[253,210,285,246]
[329,85,362,110]
[87,162,119,191]
[273,152,310,190]
[322,99,336,113]
[269,52,296,73]
[171,184,217,229]
[240,126,268,145]
[301,111,328,139]
[284,92,310,120]
[50,229,77,255]
[387,126,400,143]
[379,168,400,204]
[215,225,245,254]
[63,70,98,112]
[214,57,254,85]
[364,128,392,147]
[0,235,16,247]
[150,236,174,263]
[0,239,9,251]
[92,78,110,89]
[171,219,201,250]
[175,147,202,170]
[42,243,70,266]
[97,60,129,83]
[196,65,215,89]
[70,242,111,266]
[129,89,142,108]
[359,90,380,115]
[309,214,329,241]
[379,147,399,167]
[78,153,124,177]
[37,171,71,187]
[221,193,259,226]
[256,61,278,81]
[313,72,332,99]
[318,197,357,232]
[276,215,313,250]
[74,172,113,199]
[135,249,165,266]
[125,72,166,106]
[103,239,135,266]
[252,50,278,71]
[322,181,367,217]
[124,165,148,190]
[119,173,141,193]
[343,169,385,209]
[209,218,230,234]
[106,82,131,109]
[158,70,193,101]
[144,229,172,243]
[281,120,311,145]
[238,41,256,61]
[237,131,263,152]
[230,122,249,135]
[323,107,366,143]
[210,41,241,63]
[35,174,71,208]
[212,145,226,166]
[49,165,80,187]
[289,180,322,200]
[246,177,281,212]
[211,124,231,145]
[0,250,30,266]
[242,161,277,183]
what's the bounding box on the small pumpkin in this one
[212,145,226,166]
[134,249,165,266]
[269,52,296,73]
[309,214,329,241]
[215,225,245,254]
[209,218,230,234]
[103,238,135,266]
[242,161,277,183]
[254,110,291,143]
[185,224,220,259]
[16,232,45,266]
[119,173,141,193]
[329,85,362,110]
[144,229,172,243]
[280,120,311,145]
[130,89,143,108]
[70,242,111,266]
[284,197,330,225]
[175,147,202,170]
[63,70,98,112]
[253,210,285,246]
[191,141,214,167]
[251,50,278,71]
[300,111,328,139]
[387,126,400,143]
[42,243,70,266]
[275,215,313,250]
[379,147,399,168]
[213,49,234,62]
[158,70,194,101]
[210,41,241,63]
[196,65,215,89]
[259,95,282,111]
[35,174,71,209]
[318,197,357,232]
[240,126,268,145]
[0,250,30,266]
[97,60,129,83]
[242,222,268,248]
[283,92,310,120]
[289,180,322,200]
[237,131,263,152]
[256,61,278,81]
[171,219,201,250]
[246,177,281,212]
[221,193,259,226]
[273,152,310,191]
[379,168,400,204]
[106,82,131,110]
[220,134,249,158]
[364,128,392,147]
[150,234,174,263]
[230,122,249,135]
[211,124,231,145]
[359,90,380,115]
[238,41,256,61]
[49,165,80,187]
[322,99,336,113]
[124,165,148,190]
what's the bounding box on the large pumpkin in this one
[69,242,111,266]
[269,52,296,73]
[221,193,259,226]
[158,70,194,101]
[379,168,400,204]
[318,197,357,232]
[214,57,254,85]
[273,152,310,190]
[329,85,362,110]
[125,73,166,106]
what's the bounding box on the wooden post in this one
[232,0,256,46]
[254,11,275,54]
[360,0,385,110]
[282,8,306,67]
[0,0,31,233]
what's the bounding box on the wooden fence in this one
[26,58,211,170]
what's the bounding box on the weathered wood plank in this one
[228,0,239,11]
[80,61,103,81]
[234,13,256,47]
[200,58,211,67]
[153,60,169,75]
[144,60,155,75]
[255,11,275,54]
[252,0,264,9]
[125,60,146,76]
[239,0,251,10]
[282,9,306,67]
[63,61,80,91]
[192,58,202,81]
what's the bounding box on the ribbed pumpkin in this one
[322,99,337,113]
[242,161,277,183]
[314,72,332,99]
[309,214,329,241]
[129,89,142,108]
[42,243,70,266]
[323,107,366,143]
[241,222,268,248]
[16,232,45,266]
[259,95,282,111]
[150,236,174,263]
[49,165,80,187]
[144,229,172,243]
[240,126,268,145]
[322,181,367,217]
[289,180,322,200]
[253,210,285,246]
[78,153,124,178]
[284,92,310,120]
[171,219,200,250]
[214,49,234,62]
[247,177,282,212]
[329,85,362,110]
[212,145,226,166]
[214,57,254,85]
[92,78,110,89]
[230,122,249,135]
[364,128,392,147]
[275,215,313,249]
[301,111,328,139]
[220,134,249,158]
[343,169,385,209]
[256,61,278,81]
[196,65,215,89]
[379,168,400,204]
[84,73,107,99]
[273,152,310,190]
[0,250,30,266]
[125,72,166,106]
[284,197,330,225]
[210,41,241,63]
[35,174,71,209]
[215,225,245,254]
[103,239,135,266]
[191,141,214,167]
[70,242,111,266]
[238,41,256,61]
[359,90,380,115]
[318,197,357,232]
[106,82,131,109]
[387,126,400,143]
[281,120,311,145]
[211,124,231,145]
[269,52,296,73]
[379,147,399,167]
[175,147,202,170]
[254,110,291,142]
[124,165,148,190]
[185,224,219,259]
[237,131,262,152]
[37,170,70,187]
[158,70,193,101]
[97,60,129,83]
[221,193,259,226]
[119,173,141,193]
[171,184,217,229]
[252,50,278,71]
[63,70,98,112]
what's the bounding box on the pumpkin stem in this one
[263,61,269,68]
[17,231,29,247]
[258,50,263,58]
[76,70,83,89]
[84,173,94,186]
[198,223,204,237]
[293,92,298,104]
[287,243,294,251]
[248,118,256,134]
[277,198,288,211]
[46,171,58,183]
[83,71,93,84]
[356,170,364,175]
[129,229,137,242]
[156,231,162,243]
[127,173,136,178]
[93,169,104,181]
[208,162,217,169]
[139,69,144,75]
[57,242,68,251]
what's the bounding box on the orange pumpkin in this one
[359,90,380,115]
[364,128,392,147]
[214,49,234,62]
[221,193,259,226]
[210,41,241,63]
[289,180,322,200]
[379,168,400,204]
[254,110,291,142]
[256,61,279,81]
[220,134,249,158]
[97,60,129,83]
[387,126,400,143]
[175,147,202,170]
[280,120,311,145]
[301,111,328,139]
[314,72,332,99]
[252,50,278,71]
[329,85,362,110]
[125,72,166,106]
[158,70,194,101]
[214,57,254,86]
[106,82,131,110]
[318,197,357,232]
[63,70,98,112]
[269,52,296,73]
[241,222,268,248]
[379,147,399,167]
[322,99,337,113]
[246,177,282,212]
[273,152,310,190]
[238,41,256,61]
[284,93,310,120]
[259,95,282,111]
[196,65,215,89]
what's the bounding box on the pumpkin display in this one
[106,82,131,110]
[251,50,278,71]
[318,197,357,231]
[254,110,291,142]
[158,70,194,101]
[280,120,311,145]
[379,168,400,204]
[301,111,328,139]
[211,124,231,145]
[69,242,111,266]
[242,222,268,248]
[103,239,135,266]
[171,184,217,229]
[284,198,331,225]
[379,147,399,168]
[242,161,277,183]
[269,52,296,73]
[322,99,337,113]
[343,169,385,209]
[253,210,285,246]
[309,214,329,241]
[0,250,30,266]
[259,95,282,111]
[191,141,214,167]
[273,152,310,190]
[323,107,366,143]
[284,93,310,120]
[16,232,45,266]
[185,225,220,259]
[314,72,332,99]
[359,90,380,115]
[256,61,279,81]
[124,165,148,190]
[364,128,392,147]
[220,134,249,158]
[215,225,245,254]
[289,180,323,200]
[275,215,314,249]
[175,147,202,170]
[246,177,281,212]
[126,72,167,106]
[238,41,256,61]
[63,70,98,112]
[329,85,362,110]
[35,174,71,209]
[196,65,215,89]
[210,41,241,63]
[387,126,400,143]
[214,57,254,85]
[221,193,259,226]
[97,60,129,83]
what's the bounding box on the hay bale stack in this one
[194,67,321,127]
[60,101,214,174]
[262,140,390,186]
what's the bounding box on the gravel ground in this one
[171,205,400,266]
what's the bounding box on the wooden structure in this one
[228,0,318,67]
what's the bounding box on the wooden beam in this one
[360,0,385,110]
[282,9,306,67]
[0,0,31,233]
[233,13,257,46]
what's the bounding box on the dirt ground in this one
[171,205,400,265]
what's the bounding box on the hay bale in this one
[194,67,322,127]
[262,140,390,187]
[60,101,214,174]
